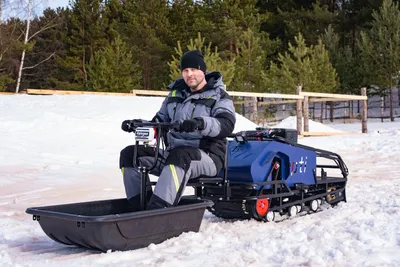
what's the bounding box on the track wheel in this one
[288,206,298,217]
[255,198,269,217]
[265,211,275,222]
[310,199,319,212]
[296,205,302,213]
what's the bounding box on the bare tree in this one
[2,0,54,93]
[0,4,25,91]
[14,0,32,93]
[15,0,55,92]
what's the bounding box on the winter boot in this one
[127,190,153,211]
[147,194,172,210]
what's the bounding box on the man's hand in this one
[178,118,204,132]
[121,119,142,132]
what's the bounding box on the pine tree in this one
[167,0,201,48]
[207,0,265,49]
[279,3,335,46]
[321,25,364,94]
[203,0,276,67]
[359,0,400,121]
[337,0,384,53]
[190,1,279,92]
[0,75,14,91]
[115,0,172,90]
[167,42,184,83]
[259,1,334,54]
[230,28,270,92]
[168,32,236,87]
[265,33,337,94]
[87,36,141,92]
[55,0,108,90]
[311,38,338,93]
[0,18,21,91]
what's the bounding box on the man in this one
[120,50,236,209]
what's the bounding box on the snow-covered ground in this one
[0,94,399,267]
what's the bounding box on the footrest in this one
[188,177,224,184]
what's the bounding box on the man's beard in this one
[189,77,205,91]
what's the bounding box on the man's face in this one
[182,68,206,91]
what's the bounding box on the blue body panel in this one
[226,140,316,187]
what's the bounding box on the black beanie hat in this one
[180,50,207,73]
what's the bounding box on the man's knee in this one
[120,145,135,168]
[120,145,158,168]
[165,147,201,172]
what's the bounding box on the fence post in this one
[253,97,258,123]
[319,102,323,123]
[361,87,368,133]
[303,96,309,132]
[296,85,303,135]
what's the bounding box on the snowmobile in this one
[187,127,348,222]
[26,121,348,252]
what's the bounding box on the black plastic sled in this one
[26,197,213,252]
[26,122,214,252]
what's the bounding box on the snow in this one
[273,116,343,132]
[1,94,399,267]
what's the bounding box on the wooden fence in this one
[24,88,368,136]
[297,86,368,136]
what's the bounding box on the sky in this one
[2,0,69,20]
[45,0,69,10]
[0,93,399,266]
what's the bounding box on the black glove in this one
[121,119,142,133]
[178,118,204,132]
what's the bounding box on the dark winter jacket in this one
[153,71,236,172]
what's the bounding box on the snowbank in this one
[273,116,343,132]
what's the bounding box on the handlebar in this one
[132,121,181,171]
[131,121,181,130]
[131,121,184,210]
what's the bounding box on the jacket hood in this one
[167,71,225,92]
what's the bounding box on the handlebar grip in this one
[131,121,181,130]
